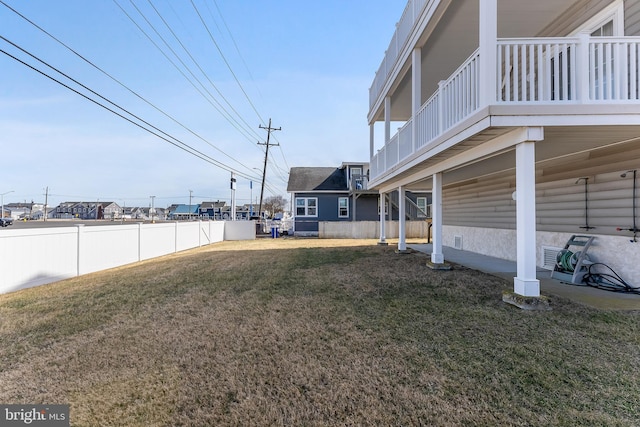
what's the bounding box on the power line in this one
[0,0,260,178]
[206,0,292,173]
[144,0,264,144]
[210,0,264,102]
[190,0,265,125]
[1,1,289,196]
[0,39,260,182]
[113,0,262,146]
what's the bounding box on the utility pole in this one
[188,190,193,221]
[1,190,14,220]
[230,172,236,221]
[258,118,281,220]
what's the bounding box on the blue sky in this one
[0,0,402,209]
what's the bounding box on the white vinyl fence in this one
[319,220,431,239]
[0,221,255,294]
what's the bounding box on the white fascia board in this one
[491,114,640,127]
[293,191,350,194]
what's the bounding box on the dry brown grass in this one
[0,238,639,426]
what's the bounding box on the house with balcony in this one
[288,162,430,237]
[368,0,640,298]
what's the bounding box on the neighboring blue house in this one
[287,162,431,237]
[199,201,226,219]
[168,204,200,220]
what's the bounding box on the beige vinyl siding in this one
[443,170,639,235]
[540,0,619,36]
[626,0,640,35]
[444,176,516,229]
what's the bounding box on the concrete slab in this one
[408,243,640,311]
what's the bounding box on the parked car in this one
[0,217,13,227]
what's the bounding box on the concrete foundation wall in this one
[444,225,640,284]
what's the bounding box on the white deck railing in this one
[369,0,428,109]
[371,36,640,180]
[498,36,640,102]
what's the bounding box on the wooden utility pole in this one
[258,118,280,220]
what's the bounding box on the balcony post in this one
[384,96,391,144]
[479,0,497,106]
[412,47,422,152]
[369,123,375,160]
[398,186,406,252]
[430,172,444,265]
[577,32,590,103]
[514,131,543,297]
[438,80,445,133]
[378,192,388,245]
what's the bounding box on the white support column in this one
[431,173,444,264]
[369,123,375,160]
[384,96,391,144]
[378,192,387,245]
[398,186,406,251]
[514,141,540,297]
[412,47,422,151]
[479,0,497,106]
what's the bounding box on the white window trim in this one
[295,197,318,217]
[571,0,624,36]
[416,197,428,218]
[338,197,349,218]
[349,167,363,181]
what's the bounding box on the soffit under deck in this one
[398,125,640,192]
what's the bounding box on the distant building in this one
[288,162,430,237]
[51,201,122,220]
[168,204,200,220]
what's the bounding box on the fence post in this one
[75,224,84,276]
[137,222,143,261]
[175,222,179,253]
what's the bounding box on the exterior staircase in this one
[388,191,429,221]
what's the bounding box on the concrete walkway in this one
[408,243,640,311]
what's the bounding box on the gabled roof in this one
[200,201,226,209]
[171,204,200,214]
[287,167,347,192]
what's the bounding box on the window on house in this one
[572,0,624,99]
[591,20,615,99]
[350,167,362,179]
[350,167,363,190]
[416,197,428,218]
[338,197,349,218]
[295,197,317,217]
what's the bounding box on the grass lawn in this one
[0,238,639,426]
